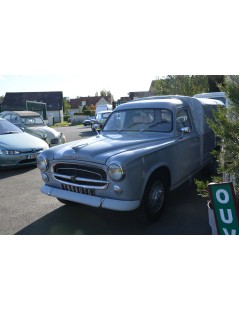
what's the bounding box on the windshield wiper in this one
[117,123,138,132]
[140,121,167,132]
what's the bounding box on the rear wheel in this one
[139,177,167,222]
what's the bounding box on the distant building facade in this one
[2,91,64,123]
[69,96,112,115]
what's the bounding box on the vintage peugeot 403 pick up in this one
[37,95,224,221]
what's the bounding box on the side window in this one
[176,109,192,133]
[10,114,21,126]
[3,114,11,122]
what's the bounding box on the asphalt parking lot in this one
[0,125,211,235]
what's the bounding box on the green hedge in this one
[64,115,71,122]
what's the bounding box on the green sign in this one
[208,182,239,235]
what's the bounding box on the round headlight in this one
[37,155,48,172]
[107,162,125,181]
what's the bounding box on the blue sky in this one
[1,1,238,101]
[0,73,156,100]
[0,0,239,99]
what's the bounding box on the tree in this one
[63,97,71,114]
[211,76,239,195]
[195,75,239,198]
[0,96,4,112]
[97,89,114,100]
[207,75,224,92]
[153,75,209,96]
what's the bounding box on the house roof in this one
[69,96,112,109]
[2,91,63,111]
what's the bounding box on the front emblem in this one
[71,176,76,182]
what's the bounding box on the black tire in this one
[139,177,167,222]
[202,157,218,179]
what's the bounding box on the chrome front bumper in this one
[41,185,140,211]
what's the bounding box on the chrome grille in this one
[22,148,43,154]
[53,163,109,189]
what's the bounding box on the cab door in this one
[176,108,201,179]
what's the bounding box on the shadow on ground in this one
[0,166,36,180]
[16,177,211,235]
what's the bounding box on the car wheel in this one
[139,177,167,222]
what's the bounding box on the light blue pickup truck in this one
[37,95,223,222]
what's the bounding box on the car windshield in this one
[103,108,173,132]
[21,116,45,126]
[0,120,22,134]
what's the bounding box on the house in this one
[69,96,112,116]
[1,91,64,123]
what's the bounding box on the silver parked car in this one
[0,118,49,168]
[0,111,66,147]
[83,117,96,126]
[91,110,111,131]
[37,95,223,222]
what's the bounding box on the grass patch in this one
[51,122,84,128]
[51,121,70,127]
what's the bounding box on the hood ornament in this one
[72,143,87,153]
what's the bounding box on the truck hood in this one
[51,133,174,164]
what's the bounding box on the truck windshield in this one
[104,108,173,132]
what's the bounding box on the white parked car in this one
[91,110,111,131]
[0,118,48,168]
[193,92,229,107]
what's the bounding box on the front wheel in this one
[139,178,167,222]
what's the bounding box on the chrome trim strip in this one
[53,174,109,190]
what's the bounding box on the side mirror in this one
[181,127,191,134]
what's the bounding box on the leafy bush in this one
[63,115,71,122]
[195,75,239,199]
[83,110,91,116]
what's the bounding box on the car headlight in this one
[37,155,48,171]
[107,162,125,181]
[0,149,21,155]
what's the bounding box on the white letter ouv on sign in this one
[222,228,237,235]
[216,189,229,204]
[219,209,233,224]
